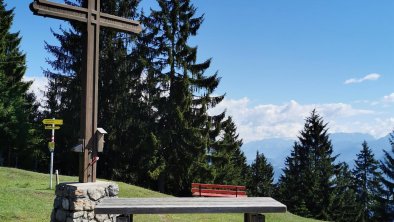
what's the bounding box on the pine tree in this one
[209,116,247,185]
[44,0,145,178]
[0,0,40,167]
[328,162,362,222]
[44,10,87,175]
[144,0,225,195]
[247,151,274,197]
[352,141,382,222]
[277,141,313,218]
[276,109,337,220]
[375,132,394,221]
[94,0,158,186]
[44,0,232,195]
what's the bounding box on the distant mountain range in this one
[241,132,392,180]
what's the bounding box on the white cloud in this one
[209,98,388,143]
[344,73,381,84]
[383,93,394,103]
[364,92,394,106]
[23,76,48,102]
[327,117,394,140]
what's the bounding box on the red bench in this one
[191,183,247,197]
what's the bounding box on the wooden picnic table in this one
[95,197,287,222]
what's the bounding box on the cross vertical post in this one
[79,0,100,183]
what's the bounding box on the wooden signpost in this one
[43,118,63,189]
[31,0,141,183]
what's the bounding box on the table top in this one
[95,197,287,215]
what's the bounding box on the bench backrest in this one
[191,183,247,197]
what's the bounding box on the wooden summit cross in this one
[30,0,141,183]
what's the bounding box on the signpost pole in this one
[42,118,62,189]
[50,151,54,189]
[50,118,55,189]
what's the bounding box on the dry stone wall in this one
[51,182,119,222]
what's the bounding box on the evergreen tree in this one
[209,116,248,185]
[94,0,158,187]
[375,132,394,221]
[144,0,225,195]
[44,9,87,175]
[44,0,145,178]
[0,0,41,168]
[352,141,382,222]
[44,0,233,196]
[276,109,337,220]
[328,162,362,222]
[276,141,313,218]
[247,150,274,197]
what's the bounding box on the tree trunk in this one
[7,146,11,166]
[158,173,165,193]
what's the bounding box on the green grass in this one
[0,167,323,222]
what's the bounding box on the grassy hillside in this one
[0,167,323,222]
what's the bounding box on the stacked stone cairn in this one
[51,182,119,222]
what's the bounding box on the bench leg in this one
[116,214,133,222]
[244,213,265,222]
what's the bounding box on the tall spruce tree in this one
[0,0,42,168]
[277,141,314,217]
[44,0,145,178]
[26,93,47,171]
[352,141,382,222]
[44,0,234,195]
[375,132,394,221]
[328,162,362,222]
[144,0,225,195]
[247,150,274,197]
[209,116,248,185]
[94,0,158,186]
[276,109,337,220]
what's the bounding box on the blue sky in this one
[6,0,394,142]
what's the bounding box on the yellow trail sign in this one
[48,142,55,151]
[42,119,63,125]
[45,126,61,130]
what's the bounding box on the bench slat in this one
[191,183,247,197]
[192,193,247,197]
[191,188,247,195]
[192,183,246,190]
[191,188,247,196]
[95,197,287,215]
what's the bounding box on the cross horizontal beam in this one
[30,0,142,33]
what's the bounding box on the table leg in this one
[244,213,265,222]
[116,214,133,222]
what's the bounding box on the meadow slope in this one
[0,167,323,222]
